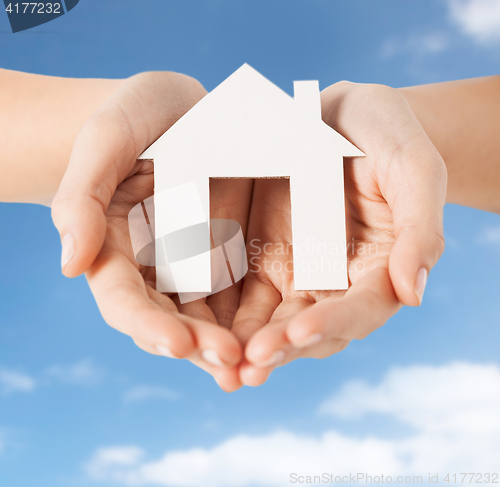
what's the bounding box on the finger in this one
[240,297,345,387]
[188,353,243,393]
[205,178,254,328]
[92,249,242,375]
[322,84,446,307]
[206,285,242,330]
[86,247,196,359]
[239,337,349,387]
[52,72,206,278]
[231,273,282,348]
[229,268,282,388]
[231,177,290,346]
[133,338,243,393]
[244,296,313,367]
[382,110,447,307]
[135,284,243,391]
[176,298,244,369]
[286,267,400,347]
[230,274,282,387]
[238,360,274,387]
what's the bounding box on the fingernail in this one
[61,233,75,270]
[156,344,178,359]
[202,349,226,367]
[415,267,428,305]
[292,333,324,348]
[257,350,286,368]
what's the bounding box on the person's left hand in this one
[231,82,447,386]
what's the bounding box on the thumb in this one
[51,71,207,278]
[52,196,108,279]
[51,111,134,277]
[385,137,447,307]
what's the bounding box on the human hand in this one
[51,72,253,392]
[232,82,447,386]
[52,77,447,392]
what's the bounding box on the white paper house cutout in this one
[139,64,364,294]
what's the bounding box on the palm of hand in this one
[226,155,400,387]
[209,82,446,390]
[92,130,418,392]
[87,167,253,391]
[81,80,445,393]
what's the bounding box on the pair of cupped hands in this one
[51,72,447,392]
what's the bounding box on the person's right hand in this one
[51,72,253,392]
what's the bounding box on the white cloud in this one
[45,359,103,386]
[447,0,500,44]
[85,362,500,486]
[381,0,500,63]
[86,446,144,481]
[478,224,500,245]
[319,362,500,435]
[0,368,36,395]
[380,32,449,60]
[123,385,180,404]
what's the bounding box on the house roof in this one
[140,64,364,161]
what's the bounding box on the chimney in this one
[293,80,321,119]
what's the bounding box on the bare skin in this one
[400,76,500,214]
[0,69,498,391]
[0,69,121,205]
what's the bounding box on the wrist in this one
[397,85,455,206]
[0,70,123,206]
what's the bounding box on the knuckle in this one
[128,70,163,86]
[332,80,356,91]
[182,74,207,97]
[133,70,206,98]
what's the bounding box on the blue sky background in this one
[0,1,500,486]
